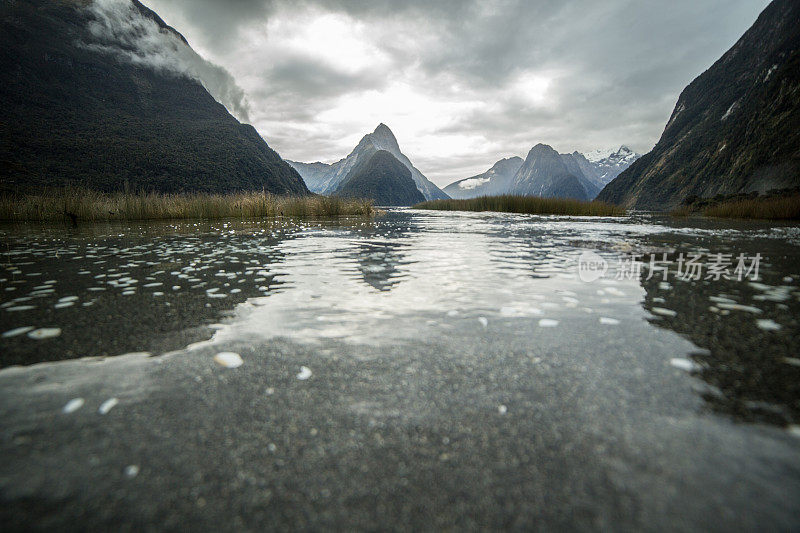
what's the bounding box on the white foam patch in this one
[755,319,781,331]
[28,328,62,340]
[297,366,312,380]
[717,303,762,314]
[478,316,488,328]
[538,319,559,327]
[651,307,677,317]
[599,317,620,325]
[670,358,698,372]
[62,398,85,414]
[500,305,542,317]
[98,397,119,414]
[2,326,34,338]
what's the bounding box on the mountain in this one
[559,153,601,199]
[0,0,308,195]
[597,0,800,209]
[288,124,448,201]
[333,150,425,206]
[443,157,523,199]
[577,146,640,188]
[442,146,638,200]
[509,144,595,200]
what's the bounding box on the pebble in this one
[214,352,243,368]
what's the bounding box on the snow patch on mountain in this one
[458,177,492,190]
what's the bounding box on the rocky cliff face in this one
[597,0,800,209]
[0,0,308,194]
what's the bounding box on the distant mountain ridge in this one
[443,145,638,200]
[443,157,523,199]
[288,124,448,201]
[0,0,308,194]
[597,0,800,209]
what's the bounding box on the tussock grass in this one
[413,195,625,217]
[669,205,693,217]
[702,195,800,220]
[0,188,374,222]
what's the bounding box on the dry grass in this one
[0,188,374,222]
[669,205,693,217]
[702,195,800,220]
[413,195,625,217]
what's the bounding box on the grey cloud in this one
[140,0,770,185]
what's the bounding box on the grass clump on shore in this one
[413,195,625,217]
[0,189,374,222]
[702,194,800,220]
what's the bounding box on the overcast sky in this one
[146,0,769,186]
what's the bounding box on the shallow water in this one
[1,210,799,529]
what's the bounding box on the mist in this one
[82,0,251,122]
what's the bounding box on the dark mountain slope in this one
[0,0,308,194]
[288,123,448,201]
[559,153,601,199]
[334,150,425,206]
[598,0,800,209]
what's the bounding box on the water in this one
[1,210,799,529]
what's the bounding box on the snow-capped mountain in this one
[443,144,636,200]
[443,157,523,199]
[288,124,449,201]
[578,146,640,188]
